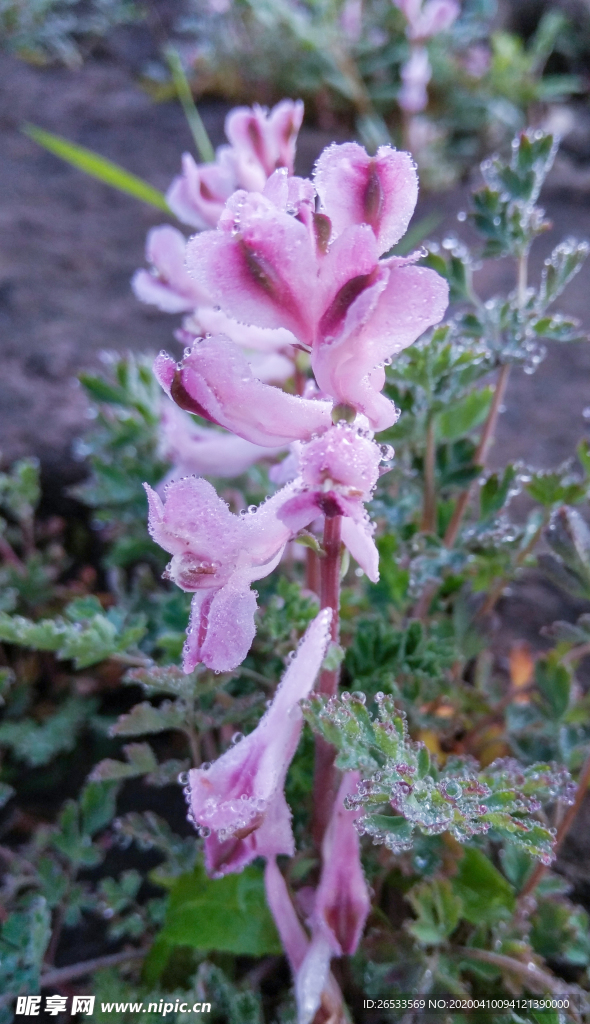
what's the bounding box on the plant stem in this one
[443,362,511,549]
[312,516,342,848]
[457,947,569,996]
[165,47,215,164]
[475,515,546,621]
[518,747,590,902]
[0,949,146,1007]
[421,414,436,533]
[443,251,528,553]
[0,534,24,570]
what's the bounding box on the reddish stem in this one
[312,515,342,848]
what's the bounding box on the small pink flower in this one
[296,772,370,1023]
[184,609,332,875]
[398,47,432,113]
[265,772,370,1024]
[131,225,207,312]
[167,148,238,230]
[154,338,333,448]
[226,100,304,192]
[166,100,305,228]
[145,476,299,671]
[394,0,460,40]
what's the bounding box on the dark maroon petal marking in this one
[363,161,383,232]
[317,493,345,518]
[319,271,375,340]
[171,369,218,424]
[314,212,332,255]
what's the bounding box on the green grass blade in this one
[165,47,215,164]
[22,123,171,213]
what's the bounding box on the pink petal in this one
[314,143,418,254]
[191,305,297,355]
[166,150,237,229]
[153,352,176,396]
[205,788,295,878]
[295,933,333,1024]
[183,591,215,673]
[187,608,332,832]
[186,194,318,345]
[144,477,239,560]
[341,516,380,583]
[411,0,459,38]
[173,335,332,447]
[160,402,285,478]
[312,263,448,429]
[197,574,259,672]
[226,99,304,190]
[265,859,309,971]
[399,48,432,112]
[313,771,370,956]
[132,225,207,312]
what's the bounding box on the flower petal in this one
[341,516,380,583]
[166,150,237,229]
[193,573,258,672]
[312,262,448,429]
[205,788,295,878]
[187,608,331,832]
[186,194,317,345]
[132,225,206,312]
[314,143,418,254]
[172,335,332,447]
[313,771,371,956]
[159,402,284,478]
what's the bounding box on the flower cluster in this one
[146,137,447,674]
[142,107,447,1024]
[133,100,305,482]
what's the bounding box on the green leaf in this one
[80,781,119,836]
[530,898,590,966]
[110,700,185,737]
[436,388,493,442]
[159,863,282,956]
[538,239,589,307]
[90,742,158,782]
[452,848,515,924]
[406,879,463,945]
[22,124,171,212]
[535,656,571,719]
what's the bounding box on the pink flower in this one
[398,47,432,113]
[144,476,300,672]
[265,772,370,1024]
[167,148,238,230]
[394,0,460,41]
[158,401,285,479]
[277,424,382,582]
[313,142,418,255]
[184,609,332,876]
[166,100,304,229]
[225,100,304,192]
[154,338,333,448]
[186,144,448,429]
[131,225,208,313]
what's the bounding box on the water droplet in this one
[177,771,189,786]
[457,210,467,222]
[231,732,244,744]
[201,761,211,771]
